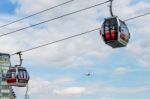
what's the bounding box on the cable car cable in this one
[0,0,109,38]
[10,12,150,55]
[124,12,150,22]
[0,0,74,29]
[11,28,100,55]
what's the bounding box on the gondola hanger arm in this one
[15,51,23,66]
[109,0,114,17]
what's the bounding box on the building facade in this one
[0,53,15,99]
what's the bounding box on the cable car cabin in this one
[6,66,29,87]
[100,16,130,48]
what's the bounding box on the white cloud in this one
[102,86,149,94]
[14,76,76,98]
[13,77,150,99]
[132,1,150,13]
[53,87,86,95]
[113,67,129,75]
[127,40,150,68]
[88,83,150,95]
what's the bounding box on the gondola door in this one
[6,67,17,86]
[17,67,29,87]
[118,20,130,45]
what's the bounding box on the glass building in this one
[0,53,15,99]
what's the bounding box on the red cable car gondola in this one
[100,0,130,48]
[6,66,29,87]
[6,52,29,87]
[100,16,130,48]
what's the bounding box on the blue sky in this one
[0,0,150,99]
[0,0,17,14]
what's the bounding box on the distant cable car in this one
[6,52,29,87]
[6,66,29,87]
[100,0,130,48]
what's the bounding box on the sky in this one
[0,0,150,99]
